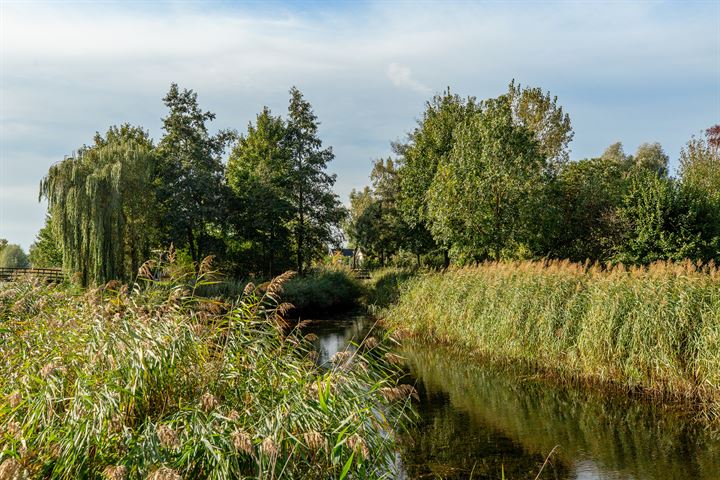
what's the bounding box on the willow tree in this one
[40,125,157,285]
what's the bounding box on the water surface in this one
[305,315,720,480]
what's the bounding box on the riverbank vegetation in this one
[385,261,720,418]
[346,83,720,269]
[0,260,413,479]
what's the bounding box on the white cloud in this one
[387,63,431,94]
[0,1,718,249]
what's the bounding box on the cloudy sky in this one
[1,0,719,250]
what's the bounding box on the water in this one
[305,315,720,480]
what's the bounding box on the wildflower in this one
[231,428,253,455]
[347,433,369,459]
[261,437,278,457]
[103,465,128,480]
[200,392,219,412]
[156,425,180,450]
[303,431,327,451]
[146,467,182,480]
[7,391,21,408]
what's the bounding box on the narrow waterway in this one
[305,315,720,480]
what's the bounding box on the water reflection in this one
[305,317,720,479]
[400,342,720,480]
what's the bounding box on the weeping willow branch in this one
[40,126,157,285]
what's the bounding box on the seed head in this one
[364,337,379,349]
[304,333,319,342]
[200,392,219,412]
[384,352,404,365]
[103,465,128,480]
[303,431,327,451]
[232,428,253,455]
[146,466,181,480]
[0,458,25,480]
[347,433,369,459]
[261,437,278,457]
[7,391,21,408]
[156,425,180,450]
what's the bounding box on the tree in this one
[601,142,634,168]
[156,84,234,266]
[426,94,546,261]
[284,87,345,275]
[41,124,157,284]
[28,215,63,267]
[0,244,30,268]
[507,80,574,167]
[226,107,293,275]
[395,89,480,266]
[614,170,718,264]
[634,142,669,176]
[546,157,631,261]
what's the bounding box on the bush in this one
[0,244,30,269]
[281,267,364,315]
[365,268,416,311]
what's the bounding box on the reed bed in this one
[385,260,720,415]
[0,260,412,479]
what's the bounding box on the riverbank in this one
[383,261,720,418]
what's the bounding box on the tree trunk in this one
[443,249,450,269]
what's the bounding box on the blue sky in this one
[1,0,719,250]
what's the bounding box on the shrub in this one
[281,267,364,315]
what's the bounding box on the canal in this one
[306,315,720,480]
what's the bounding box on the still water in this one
[305,315,720,480]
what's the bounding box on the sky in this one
[1,0,719,251]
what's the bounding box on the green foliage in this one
[506,79,573,167]
[226,107,293,276]
[156,84,235,265]
[40,124,157,284]
[281,267,364,314]
[28,215,63,268]
[0,265,410,478]
[386,261,720,416]
[0,244,30,268]
[614,170,719,264]
[285,87,346,275]
[426,94,546,261]
[364,268,415,311]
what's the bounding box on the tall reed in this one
[385,260,720,416]
[0,259,411,479]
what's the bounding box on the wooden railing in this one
[0,267,64,283]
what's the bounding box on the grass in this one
[384,260,720,418]
[0,257,413,479]
[364,268,416,313]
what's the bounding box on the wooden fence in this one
[0,267,64,283]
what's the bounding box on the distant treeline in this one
[32,85,345,285]
[346,83,720,268]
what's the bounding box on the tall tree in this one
[426,94,545,261]
[28,215,63,268]
[284,87,345,275]
[395,89,479,266]
[226,107,293,275]
[40,124,156,284]
[634,142,669,176]
[507,80,574,168]
[0,244,29,269]
[156,84,234,266]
